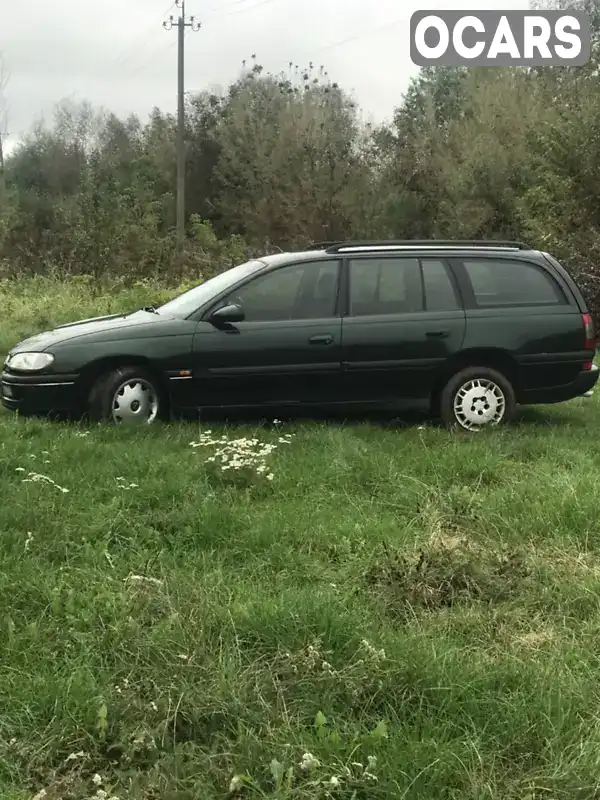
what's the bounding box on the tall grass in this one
[1,278,599,799]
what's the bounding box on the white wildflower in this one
[229,774,244,792]
[92,774,103,786]
[360,639,386,661]
[32,791,47,800]
[329,776,340,787]
[191,431,284,480]
[20,471,69,493]
[367,755,377,770]
[64,750,86,762]
[299,752,320,771]
[116,476,138,490]
[124,574,163,586]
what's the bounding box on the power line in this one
[310,13,412,57]
[117,0,284,85]
[121,31,182,81]
[110,2,178,72]
[163,0,201,243]
[262,11,412,80]
[204,0,282,21]
[202,0,263,16]
[54,2,179,111]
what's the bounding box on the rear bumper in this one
[519,364,599,405]
[1,372,80,414]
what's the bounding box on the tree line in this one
[2,0,600,316]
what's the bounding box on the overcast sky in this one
[2,0,530,150]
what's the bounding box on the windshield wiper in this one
[141,306,160,314]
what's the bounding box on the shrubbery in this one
[2,1,600,315]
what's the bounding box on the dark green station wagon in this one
[2,240,598,431]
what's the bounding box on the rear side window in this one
[421,259,461,311]
[349,258,423,316]
[462,258,566,307]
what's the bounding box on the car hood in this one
[8,310,161,354]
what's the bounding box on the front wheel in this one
[88,366,166,425]
[439,366,516,431]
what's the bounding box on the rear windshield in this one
[541,252,588,311]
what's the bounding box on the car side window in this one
[462,259,566,307]
[421,259,461,311]
[222,260,340,321]
[349,258,423,316]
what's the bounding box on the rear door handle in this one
[309,334,334,345]
[426,330,450,338]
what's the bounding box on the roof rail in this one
[321,239,531,253]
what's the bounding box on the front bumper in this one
[1,371,80,414]
[519,364,600,405]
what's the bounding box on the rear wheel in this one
[88,366,166,425]
[439,366,516,431]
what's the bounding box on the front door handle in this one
[309,334,334,345]
[426,330,450,338]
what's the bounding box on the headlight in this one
[7,352,55,371]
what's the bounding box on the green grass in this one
[2,277,600,799]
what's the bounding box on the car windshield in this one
[156,259,265,318]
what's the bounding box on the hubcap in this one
[453,378,506,431]
[111,378,159,424]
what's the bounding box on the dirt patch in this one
[510,628,557,649]
[364,532,532,620]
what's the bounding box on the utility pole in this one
[163,1,200,244]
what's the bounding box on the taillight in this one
[583,313,596,350]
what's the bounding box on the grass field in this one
[2,278,600,799]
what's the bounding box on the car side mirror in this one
[210,303,245,324]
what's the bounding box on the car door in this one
[340,256,466,403]
[189,258,344,409]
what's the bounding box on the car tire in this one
[439,366,516,432]
[88,365,166,425]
